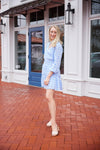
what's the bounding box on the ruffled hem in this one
[41,73,62,91]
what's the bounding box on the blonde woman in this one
[41,25,63,136]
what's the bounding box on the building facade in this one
[0,0,100,99]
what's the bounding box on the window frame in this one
[29,10,44,26]
[14,29,27,71]
[14,19,27,72]
[88,0,100,80]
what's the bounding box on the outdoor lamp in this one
[65,2,75,25]
[0,19,6,34]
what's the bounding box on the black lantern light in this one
[0,19,6,34]
[65,2,75,25]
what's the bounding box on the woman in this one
[41,25,63,136]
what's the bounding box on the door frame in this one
[28,26,44,86]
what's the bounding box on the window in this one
[90,20,100,78]
[49,7,57,21]
[14,14,26,27]
[49,4,64,22]
[30,10,44,25]
[15,30,26,70]
[31,30,43,73]
[91,0,100,15]
[89,0,100,78]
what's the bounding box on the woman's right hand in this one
[44,77,50,85]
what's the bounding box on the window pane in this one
[14,14,26,27]
[30,10,44,25]
[58,4,64,20]
[37,10,44,23]
[31,30,43,73]
[30,12,36,25]
[90,19,100,78]
[49,7,57,21]
[49,5,64,22]
[15,30,26,70]
[91,0,100,15]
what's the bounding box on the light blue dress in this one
[41,42,63,91]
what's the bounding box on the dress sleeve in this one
[50,42,63,73]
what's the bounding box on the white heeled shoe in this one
[46,121,52,127]
[52,130,59,136]
[52,126,59,136]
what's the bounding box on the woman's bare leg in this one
[46,89,57,129]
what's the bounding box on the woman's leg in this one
[46,89,57,129]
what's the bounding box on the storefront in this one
[0,0,100,98]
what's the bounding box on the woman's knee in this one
[46,91,51,100]
[46,89,54,100]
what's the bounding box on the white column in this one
[63,0,83,96]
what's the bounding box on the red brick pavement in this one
[0,81,100,150]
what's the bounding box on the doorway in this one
[29,26,44,87]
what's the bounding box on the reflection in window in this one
[30,10,44,25]
[91,0,100,15]
[15,30,26,70]
[90,20,100,78]
[49,4,64,22]
[31,31,43,73]
[14,14,26,27]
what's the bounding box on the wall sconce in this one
[65,2,75,25]
[0,19,6,34]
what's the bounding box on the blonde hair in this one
[49,25,62,47]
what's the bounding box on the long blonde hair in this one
[49,25,62,47]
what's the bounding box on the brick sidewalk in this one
[0,81,100,150]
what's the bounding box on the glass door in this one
[29,26,44,86]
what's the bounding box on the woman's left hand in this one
[44,77,50,85]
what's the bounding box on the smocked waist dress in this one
[41,42,63,91]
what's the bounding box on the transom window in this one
[30,10,44,25]
[49,4,64,22]
[91,0,100,15]
[14,14,26,27]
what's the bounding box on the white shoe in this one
[52,130,59,136]
[52,126,59,136]
[46,121,52,127]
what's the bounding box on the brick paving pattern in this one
[0,81,100,150]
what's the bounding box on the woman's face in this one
[49,27,57,41]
